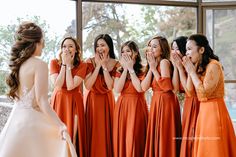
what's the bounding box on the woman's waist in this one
[15,101,41,111]
[200,97,224,103]
[120,92,145,97]
[56,87,82,94]
[89,89,113,95]
[152,89,173,94]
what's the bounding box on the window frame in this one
[75,0,236,83]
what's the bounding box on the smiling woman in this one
[85,34,118,157]
[50,36,88,156]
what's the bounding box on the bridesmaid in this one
[182,34,236,157]
[171,36,200,157]
[85,34,118,157]
[50,37,87,156]
[171,36,188,93]
[142,36,182,157]
[113,41,148,157]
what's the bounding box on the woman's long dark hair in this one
[119,40,143,75]
[6,22,43,100]
[94,34,116,59]
[58,37,82,67]
[171,36,188,56]
[188,34,219,74]
[94,34,116,74]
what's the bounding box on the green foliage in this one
[0,16,61,64]
[82,3,130,58]
[82,4,196,60]
[0,16,69,94]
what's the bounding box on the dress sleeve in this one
[86,62,95,75]
[195,62,221,101]
[49,59,60,75]
[111,61,120,77]
[75,62,88,79]
[157,77,173,92]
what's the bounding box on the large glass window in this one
[203,0,236,1]
[205,8,236,122]
[225,83,236,121]
[0,0,76,64]
[82,2,197,59]
[206,9,236,80]
[162,0,196,1]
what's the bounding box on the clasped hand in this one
[146,53,158,71]
[182,56,197,74]
[62,51,73,66]
[120,54,134,71]
[171,50,183,69]
[95,52,109,68]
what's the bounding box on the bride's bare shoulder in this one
[29,57,47,67]
[31,56,45,63]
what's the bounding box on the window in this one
[82,2,197,59]
[162,0,196,1]
[205,8,236,121]
[203,0,236,2]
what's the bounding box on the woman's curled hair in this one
[6,22,43,100]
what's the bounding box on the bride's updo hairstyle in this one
[6,22,43,100]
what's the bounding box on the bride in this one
[0,22,77,157]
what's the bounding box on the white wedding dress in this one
[0,86,77,157]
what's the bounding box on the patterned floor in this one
[0,105,12,132]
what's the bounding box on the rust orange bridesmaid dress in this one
[180,86,200,157]
[50,59,87,157]
[85,62,117,157]
[145,65,182,157]
[193,59,236,157]
[113,72,148,157]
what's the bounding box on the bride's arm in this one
[35,61,66,131]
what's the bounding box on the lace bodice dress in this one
[193,60,236,157]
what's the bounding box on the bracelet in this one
[103,67,108,72]
[129,69,135,74]
[67,66,71,71]
[61,64,66,66]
